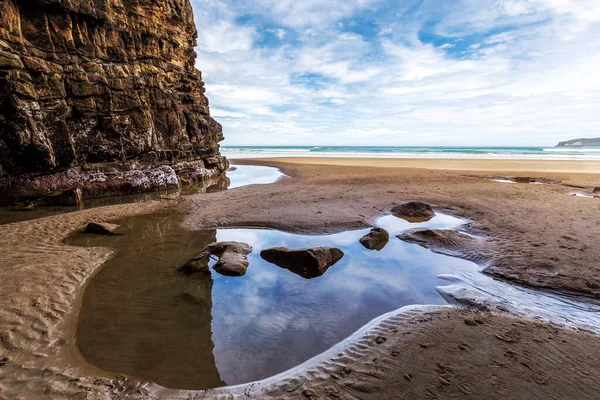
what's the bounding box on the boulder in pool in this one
[202,241,253,276]
[391,201,435,222]
[83,222,121,236]
[260,246,344,279]
[359,228,389,251]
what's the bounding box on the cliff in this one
[556,138,600,147]
[0,0,227,204]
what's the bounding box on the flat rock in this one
[360,228,390,251]
[83,222,121,236]
[391,201,435,222]
[397,229,486,263]
[260,246,344,279]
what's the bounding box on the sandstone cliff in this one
[0,0,227,204]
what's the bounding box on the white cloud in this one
[190,0,600,146]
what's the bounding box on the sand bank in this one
[0,158,599,399]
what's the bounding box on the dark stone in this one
[83,222,121,236]
[359,228,389,251]
[594,187,600,194]
[260,246,344,279]
[198,241,253,277]
[179,254,210,275]
[514,177,536,183]
[391,201,435,222]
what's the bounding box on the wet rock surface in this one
[260,246,344,279]
[391,201,435,221]
[201,241,253,276]
[397,229,486,263]
[0,0,227,204]
[83,222,120,236]
[359,228,389,251]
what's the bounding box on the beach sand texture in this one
[0,158,599,399]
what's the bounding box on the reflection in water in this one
[69,210,600,389]
[68,212,471,389]
[0,165,283,225]
[67,212,224,389]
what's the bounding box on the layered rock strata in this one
[0,0,227,204]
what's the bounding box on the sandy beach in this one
[1,157,599,399]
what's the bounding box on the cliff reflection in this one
[66,212,224,389]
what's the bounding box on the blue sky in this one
[190,0,600,146]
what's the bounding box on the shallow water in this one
[0,165,284,225]
[67,213,471,389]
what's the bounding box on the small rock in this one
[594,187,600,194]
[359,228,389,251]
[514,177,536,183]
[83,222,121,235]
[0,357,7,367]
[260,246,344,279]
[391,201,435,222]
[201,241,252,276]
[178,254,210,275]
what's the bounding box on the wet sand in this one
[0,158,599,399]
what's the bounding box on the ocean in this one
[222,146,600,160]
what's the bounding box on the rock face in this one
[260,246,344,279]
[0,0,227,204]
[556,138,600,147]
[359,228,389,251]
[391,201,435,222]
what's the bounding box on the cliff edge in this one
[0,0,227,204]
[556,138,600,147]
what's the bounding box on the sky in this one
[190,0,600,147]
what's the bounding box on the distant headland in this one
[556,138,600,147]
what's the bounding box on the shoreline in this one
[233,156,600,174]
[0,158,599,399]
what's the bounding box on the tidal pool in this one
[67,212,472,389]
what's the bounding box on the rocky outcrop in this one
[556,138,600,147]
[260,246,344,279]
[391,201,435,222]
[0,0,227,204]
[359,228,389,251]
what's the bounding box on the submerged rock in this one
[360,228,390,251]
[200,241,253,276]
[179,254,210,275]
[83,222,121,236]
[260,246,344,279]
[391,201,435,222]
